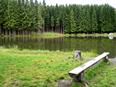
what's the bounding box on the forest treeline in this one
[0,0,43,35]
[0,0,116,35]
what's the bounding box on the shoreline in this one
[0,32,116,39]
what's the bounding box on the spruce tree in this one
[70,9,76,33]
[90,6,98,33]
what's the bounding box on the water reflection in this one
[0,37,115,57]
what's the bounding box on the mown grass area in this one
[0,48,97,87]
[0,48,116,87]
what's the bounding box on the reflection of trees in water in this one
[0,37,115,57]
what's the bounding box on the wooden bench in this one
[69,52,110,82]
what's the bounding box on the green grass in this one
[0,48,116,87]
[72,60,116,87]
[65,33,116,37]
[32,32,64,38]
[0,48,97,87]
[0,32,64,39]
[1,32,116,39]
[88,62,116,87]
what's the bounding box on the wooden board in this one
[69,52,109,75]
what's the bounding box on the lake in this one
[0,37,115,57]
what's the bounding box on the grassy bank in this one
[0,48,115,87]
[27,32,64,39]
[29,32,116,38]
[1,32,116,39]
[65,33,116,38]
[0,48,97,87]
[0,32,64,39]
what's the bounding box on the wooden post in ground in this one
[104,56,109,62]
[74,50,82,59]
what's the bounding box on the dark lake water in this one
[0,37,115,57]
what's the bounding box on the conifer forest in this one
[0,0,116,35]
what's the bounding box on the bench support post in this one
[104,56,109,62]
[73,71,84,82]
[69,52,110,84]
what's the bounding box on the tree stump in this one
[74,50,82,59]
[58,80,72,87]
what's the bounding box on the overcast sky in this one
[39,0,116,8]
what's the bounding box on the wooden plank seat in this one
[69,52,110,82]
